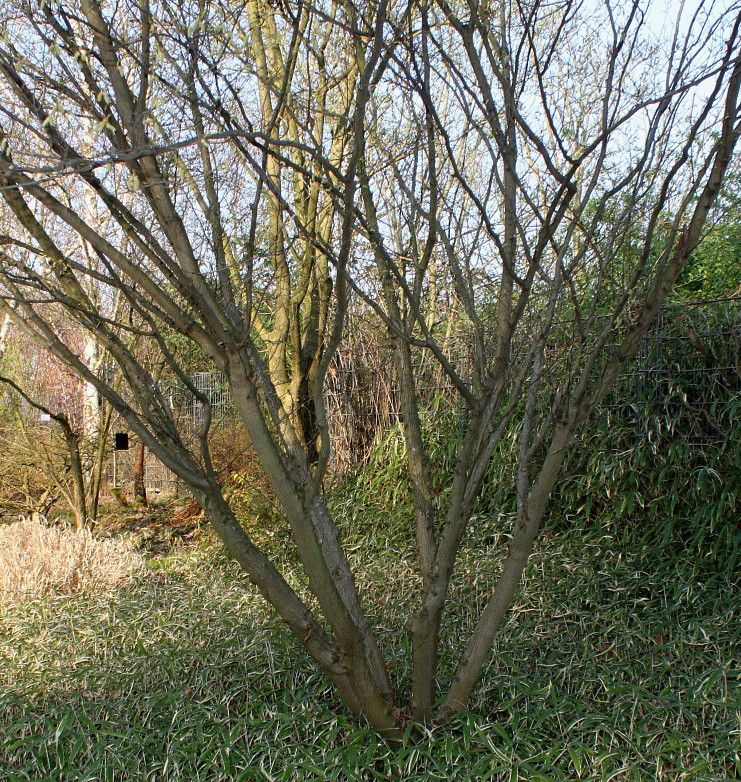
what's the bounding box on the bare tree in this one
[0,324,111,528]
[0,375,89,529]
[0,0,739,735]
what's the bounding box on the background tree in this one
[0,324,113,528]
[0,0,739,735]
[677,169,741,299]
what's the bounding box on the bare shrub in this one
[0,517,142,604]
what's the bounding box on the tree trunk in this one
[60,416,89,530]
[89,403,112,521]
[133,439,148,508]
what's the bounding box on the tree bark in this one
[133,440,148,508]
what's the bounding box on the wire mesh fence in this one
[105,296,740,492]
[104,446,181,498]
[169,371,235,431]
[605,297,740,441]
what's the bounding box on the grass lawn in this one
[0,509,738,781]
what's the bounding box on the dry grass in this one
[0,517,142,604]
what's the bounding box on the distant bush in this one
[0,518,142,604]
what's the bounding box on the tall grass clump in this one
[554,299,741,574]
[0,517,142,604]
[557,399,739,552]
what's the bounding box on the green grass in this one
[1,520,738,781]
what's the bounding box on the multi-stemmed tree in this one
[0,0,739,734]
